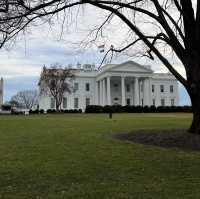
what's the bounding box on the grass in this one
[0,113,198,199]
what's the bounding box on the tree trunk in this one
[184,54,200,134]
[55,99,60,112]
[188,95,200,134]
[56,105,59,112]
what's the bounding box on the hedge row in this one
[29,109,82,114]
[85,105,192,113]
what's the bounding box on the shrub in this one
[112,105,123,113]
[68,109,74,113]
[29,109,39,114]
[122,105,130,113]
[39,109,44,114]
[143,106,150,113]
[150,105,157,112]
[134,106,143,113]
[85,105,192,113]
[85,105,103,113]
[46,109,56,113]
[183,106,192,113]
[1,104,12,111]
[102,105,113,113]
[157,106,166,113]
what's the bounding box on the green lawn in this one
[0,113,198,199]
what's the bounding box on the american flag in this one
[98,44,105,53]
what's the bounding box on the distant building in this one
[0,78,3,107]
[38,61,179,111]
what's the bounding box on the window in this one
[161,99,165,106]
[114,97,119,101]
[114,83,118,91]
[126,84,130,92]
[86,98,90,107]
[74,83,79,91]
[126,98,131,105]
[170,85,174,93]
[152,85,155,93]
[152,99,156,106]
[63,97,67,109]
[171,99,175,106]
[160,85,164,93]
[50,98,55,109]
[74,98,79,109]
[86,83,90,91]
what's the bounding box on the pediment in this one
[108,61,153,73]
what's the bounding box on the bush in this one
[112,105,123,113]
[85,105,192,113]
[45,109,82,114]
[157,106,165,113]
[85,105,103,113]
[29,109,39,114]
[102,105,113,113]
[39,109,44,114]
[1,104,12,111]
[150,105,157,112]
[63,109,69,113]
[46,109,56,113]
[143,106,150,113]
[134,106,143,113]
[183,106,192,113]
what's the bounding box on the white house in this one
[38,61,179,111]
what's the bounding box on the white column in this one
[144,78,150,106]
[100,80,103,105]
[121,76,126,106]
[107,76,111,105]
[68,93,73,109]
[102,78,106,106]
[134,77,139,106]
[80,95,85,111]
[95,81,99,105]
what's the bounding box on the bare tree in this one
[1,1,200,133]
[11,90,38,109]
[39,63,75,111]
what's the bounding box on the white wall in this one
[151,79,179,106]
[39,76,96,111]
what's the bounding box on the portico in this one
[96,75,150,106]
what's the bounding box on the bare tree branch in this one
[39,63,75,111]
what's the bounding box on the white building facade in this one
[39,61,179,111]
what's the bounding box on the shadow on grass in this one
[115,129,200,151]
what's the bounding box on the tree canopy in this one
[39,63,75,111]
[11,90,38,109]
